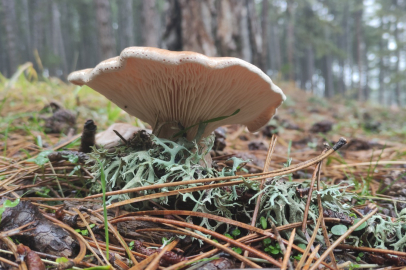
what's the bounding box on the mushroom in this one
[68,47,285,141]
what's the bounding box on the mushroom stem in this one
[153,121,182,139]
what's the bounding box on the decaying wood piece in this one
[0,200,77,257]
[40,101,77,134]
[47,151,89,163]
[79,119,97,153]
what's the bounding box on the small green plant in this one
[355,252,364,262]
[291,244,306,260]
[63,153,81,176]
[231,228,241,238]
[353,219,367,231]
[331,224,348,236]
[260,216,267,229]
[82,266,111,270]
[63,153,79,164]
[349,263,361,270]
[55,256,74,270]
[0,199,20,219]
[223,229,241,243]
[263,238,281,255]
[161,237,173,248]
[35,187,51,198]
[75,228,89,236]
[75,224,95,236]
[27,150,53,166]
[56,257,69,264]
[291,254,302,261]
[232,247,242,254]
[129,241,134,250]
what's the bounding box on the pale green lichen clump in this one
[87,131,217,205]
[86,131,406,250]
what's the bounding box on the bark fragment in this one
[0,201,77,257]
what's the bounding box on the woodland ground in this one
[1,70,406,269]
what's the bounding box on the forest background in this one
[0,0,405,107]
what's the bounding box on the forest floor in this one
[1,68,406,270]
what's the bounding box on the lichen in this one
[87,131,219,206]
[85,131,406,250]
[249,178,354,243]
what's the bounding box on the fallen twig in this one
[110,216,282,267]
[281,228,296,270]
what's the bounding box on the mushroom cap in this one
[68,47,286,140]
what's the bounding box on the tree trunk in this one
[324,26,334,98]
[77,1,99,69]
[344,2,353,90]
[1,0,19,74]
[142,0,158,47]
[286,0,295,81]
[363,42,370,101]
[0,27,6,76]
[240,3,251,61]
[163,0,253,60]
[323,54,334,98]
[216,0,242,57]
[20,0,32,62]
[271,25,281,73]
[338,56,346,95]
[261,0,269,72]
[177,0,217,56]
[51,1,67,77]
[246,0,263,69]
[378,16,385,105]
[355,6,364,101]
[31,0,43,55]
[338,7,347,95]
[94,0,116,59]
[59,2,77,72]
[300,56,306,90]
[118,0,134,50]
[162,0,182,51]
[306,45,314,93]
[393,0,401,106]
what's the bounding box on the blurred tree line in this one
[0,0,405,106]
